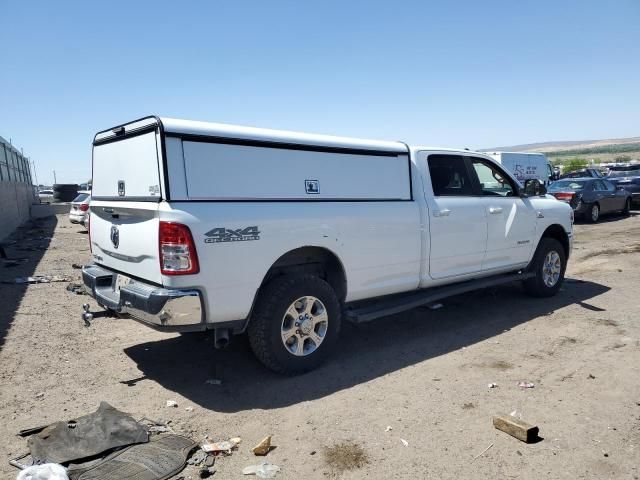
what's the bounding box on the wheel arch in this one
[539,224,570,259]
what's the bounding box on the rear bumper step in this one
[82,264,204,329]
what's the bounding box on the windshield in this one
[73,193,89,203]
[548,180,587,191]
[608,169,640,178]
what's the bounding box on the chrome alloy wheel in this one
[542,250,562,287]
[281,296,328,356]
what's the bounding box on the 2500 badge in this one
[204,226,260,243]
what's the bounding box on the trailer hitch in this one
[82,303,115,327]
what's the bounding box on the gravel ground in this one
[1,212,639,479]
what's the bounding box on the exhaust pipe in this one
[214,328,230,349]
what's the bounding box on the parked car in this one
[69,192,90,225]
[607,164,640,206]
[559,168,604,180]
[38,189,54,204]
[81,116,573,374]
[548,178,631,222]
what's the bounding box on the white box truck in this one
[82,116,573,374]
[486,152,555,186]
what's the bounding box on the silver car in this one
[69,192,90,226]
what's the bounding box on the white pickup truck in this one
[82,116,573,374]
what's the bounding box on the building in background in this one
[0,135,36,240]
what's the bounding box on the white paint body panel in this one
[487,152,552,185]
[181,141,410,200]
[88,117,573,324]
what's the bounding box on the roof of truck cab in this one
[160,117,408,154]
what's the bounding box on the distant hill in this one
[483,136,640,153]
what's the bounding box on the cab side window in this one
[470,158,516,197]
[427,155,474,196]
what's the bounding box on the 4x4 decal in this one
[204,226,260,243]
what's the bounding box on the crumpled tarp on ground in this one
[28,402,149,465]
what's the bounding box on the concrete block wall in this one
[0,183,35,241]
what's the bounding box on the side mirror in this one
[523,179,547,197]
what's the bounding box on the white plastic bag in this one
[17,464,68,480]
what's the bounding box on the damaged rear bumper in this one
[82,264,204,330]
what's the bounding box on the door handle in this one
[433,209,451,217]
[488,207,503,214]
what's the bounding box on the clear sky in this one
[1,0,638,185]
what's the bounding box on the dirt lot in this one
[1,213,639,479]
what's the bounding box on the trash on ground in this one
[242,462,281,478]
[517,381,535,389]
[71,263,84,269]
[202,437,240,454]
[27,402,149,464]
[16,463,68,480]
[187,449,209,466]
[8,275,71,284]
[471,443,494,462]
[385,426,393,432]
[493,413,540,443]
[400,438,409,447]
[588,374,596,379]
[185,406,194,412]
[205,378,222,385]
[166,400,178,408]
[66,283,85,295]
[488,383,498,388]
[252,435,273,456]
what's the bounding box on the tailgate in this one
[90,201,161,284]
[90,118,163,284]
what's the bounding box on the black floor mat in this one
[67,435,197,480]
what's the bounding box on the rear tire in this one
[588,203,600,223]
[523,238,567,298]
[248,274,341,375]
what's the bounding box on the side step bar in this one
[344,271,535,323]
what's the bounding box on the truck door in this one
[421,153,487,279]
[469,157,537,270]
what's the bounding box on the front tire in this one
[248,274,342,375]
[523,238,567,297]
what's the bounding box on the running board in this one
[344,271,535,323]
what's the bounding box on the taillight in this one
[79,203,89,212]
[553,192,575,202]
[159,221,199,275]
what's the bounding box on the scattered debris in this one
[400,438,409,447]
[471,443,494,462]
[517,381,535,389]
[187,449,209,466]
[16,463,68,480]
[493,414,540,443]
[35,392,45,399]
[462,403,475,410]
[185,406,194,412]
[71,263,84,269]
[205,378,222,385]
[66,283,85,295]
[202,437,240,455]
[148,424,174,434]
[385,425,393,432]
[166,400,178,408]
[488,383,498,389]
[6,275,71,284]
[242,462,281,478]
[252,436,273,456]
[588,374,596,379]
[199,466,216,478]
